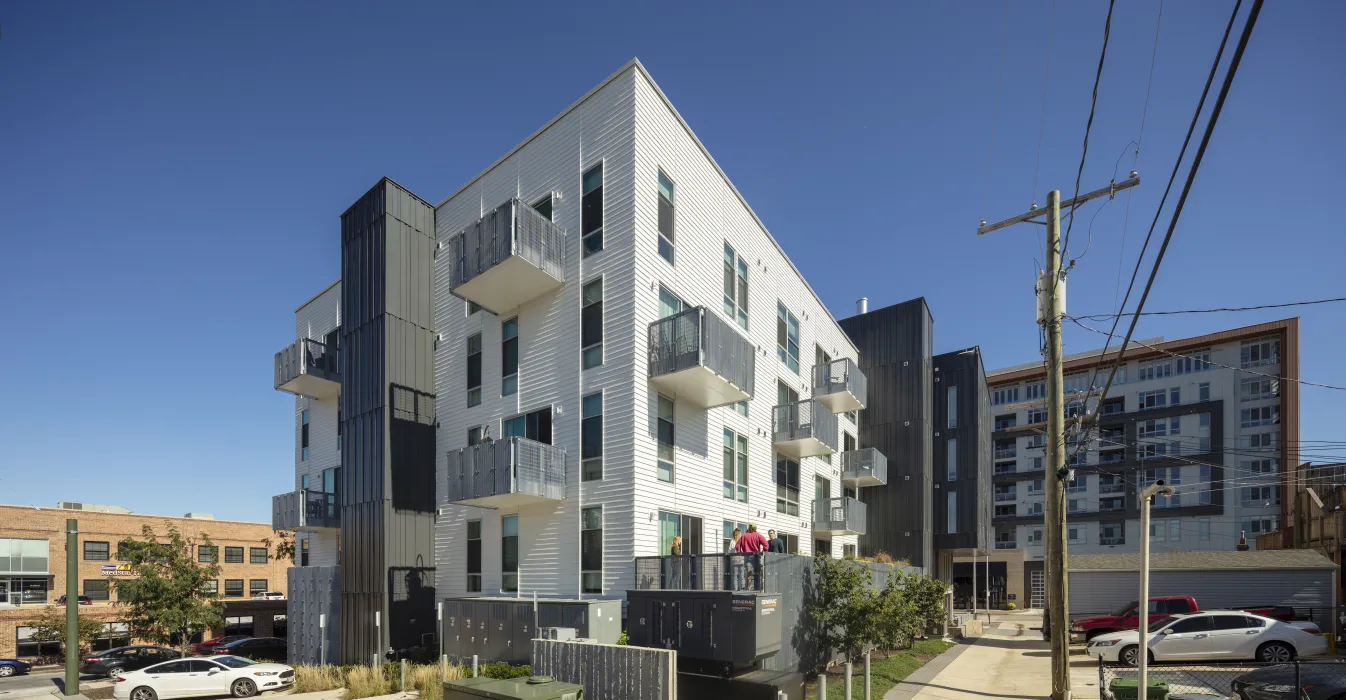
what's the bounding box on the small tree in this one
[114,524,224,658]
[871,569,921,653]
[25,605,106,656]
[809,554,875,663]
[909,573,948,638]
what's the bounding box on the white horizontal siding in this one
[293,283,341,565]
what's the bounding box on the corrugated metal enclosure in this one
[532,639,676,700]
[288,565,340,665]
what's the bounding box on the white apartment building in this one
[432,59,874,599]
[987,320,1299,585]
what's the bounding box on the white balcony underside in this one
[774,437,834,460]
[277,374,340,401]
[649,366,750,409]
[812,525,860,538]
[454,256,563,315]
[815,390,862,414]
[842,472,883,488]
[449,491,560,510]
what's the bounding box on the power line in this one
[1072,297,1346,320]
[1060,0,1117,262]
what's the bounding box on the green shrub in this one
[479,662,531,680]
[1007,602,1016,611]
[617,629,628,645]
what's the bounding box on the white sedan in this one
[1087,611,1327,665]
[113,655,293,700]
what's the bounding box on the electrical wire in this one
[1072,297,1346,320]
[1060,0,1117,261]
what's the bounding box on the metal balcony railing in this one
[633,553,770,592]
[994,541,1017,550]
[272,489,340,531]
[840,447,887,487]
[994,445,1017,460]
[446,436,566,507]
[812,497,866,536]
[811,358,867,413]
[648,306,755,408]
[1100,536,1125,546]
[274,338,341,400]
[1099,501,1126,512]
[994,463,1016,475]
[1100,483,1125,494]
[994,491,1016,503]
[446,198,566,314]
[773,399,838,459]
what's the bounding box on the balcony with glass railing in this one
[812,497,866,537]
[445,198,566,314]
[773,399,838,459]
[1100,536,1126,546]
[994,491,1016,503]
[841,447,887,487]
[446,436,566,508]
[272,489,340,531]
[275,338,340,400]
[994,445,1017,460]
[648,307,755,409]
[1100,482,1125,495]
[995,540,1017,550]
[812,358,867,413]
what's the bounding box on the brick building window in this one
[224,547,244,564]
[250,547,268,564]
[84,541,110,561]
[224,580,244,598]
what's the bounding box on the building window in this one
[776,302,800,373]
[499,317,519,397]
[1170,387,1181,405]
[1241,339,1279,368]
[947,385,958,429]
[201,579,219,596]
[723,242,749,329]
[1199,382,1211,402]
[300,410,309,461]
[467,300,483,316]
[224,547,243,564]
[1241,406,1279,428]
[657,395,675,482]
[1199,465,1212,505]
[582,163,603,256]
[299,539,309,566]
[1026,478,1044,494]
[1028,529,1043,545]
[502,515,519,593]
[994,504,1016,517]
[466,333,482,407]
[723,428,748,502]
[1028,502,1043,516]
[1100,523,1125,546]
[1025,382,1045,400]
[1241,485,1281,507]
[83,579,110,601]
[947,438,957,481]
[249,580,267,597]
[83,541,110,561]
[657,170,675,263]
[1068,525,1085,544]
[582,507,603,593]
[1199,412,1211,428]
[736,400,748,417]
[659,285,683,318]
[466,520,482,592]
[1246,432,1275,449]
[1198,518,1211,540]
[946,491,957,534]
[1139,389,1167,410]
[15,627,60,659]
[992,386,1020,406]
[250,547,268,564]
[775,453,800,516]
[1243,459,1278,475]
[1240,377,1278,402]
[1241,518,1276,536]
[198,546,216,564]
[225,616,253,636]
[531,194,553,221]
[582,392,603,480]
[1175,351,1211,374]
[1027,408,1046,424]
[224,580,244,598]
[581,279,603,369]
[1137,360,1172,381]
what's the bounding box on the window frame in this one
[581,391,603,481]
[723,242,749,329]
[723,428,749,502]
[224,547,244,565]
[83,579,110,601]
[947,438,957,481]
[501,515,519,593]
[776,302,800,374]
[300,410,310,461]
[581,162,604,256]
[197,546,216,564]
[501,317,519,397]
[83,541,110,561]
[250,547,268,565]
[657,394,675,482]
[581,278,603,369]
[947,385,958,429]
[466,332,483,407]
[466,520,482,593]
[657,169,675,263]
[249,580,268,597]
[775,453,800,516]
[581,506,603,593]
[223,579,244,598]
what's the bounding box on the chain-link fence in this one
[1099,659,1346,699]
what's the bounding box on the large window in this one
[723,428,748,502]
[582,392,603,481]
[502,318,519,397]
[1241,486,1281,507]
[197,546,216,564]
[947,386,958,429]
[1241,405,1279,428]
[657,395,675,482]
[657,170,675,263]
[502,406,553,444]
[992,386,1020,406]
[582,164,603,256]
[1241,377,1278,402]
[1026,408,1047,424]
[723,242,749,329]
[300,410,310,461]
[466,333,482,407]
[1243,459,1279,475]
[947,438,957,481]
[15,626,60,659]
[947,491,958,534]
[659,286,683,318]
[531,194,553,221]
[466,520,482,593]
[224,580,244,598]
[84,579,110,601]
[250,547,268,565]
[582,507,603,593]
[1242,518,1277,536]
[502,515,518,593]
[92,622,131,652]
[1175,351,1211,374]
[1137,360,1172,381]
[249,580,268,597]
[1024,382,1045,400]
[581,279,603,369]
[299,539,308,567]
[84,541,110,561]
[1241,339,1279,368]
[659,511,702,557]
[224,547,244,564]
[776,302,800,374]
[722,520,748,553]
[775,454,800,516]
[1100,523,1125,546]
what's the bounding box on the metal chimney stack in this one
[856,297,868,314]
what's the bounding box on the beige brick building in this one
[0,503,292,659]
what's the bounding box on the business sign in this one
[100,564,136,577]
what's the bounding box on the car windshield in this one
[212,656,256,668]
[1112,601,1138,617]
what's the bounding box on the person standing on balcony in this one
[737,524,769,589]
[766,529,785,553]
[726,528,744,589]
[666,535,684,589]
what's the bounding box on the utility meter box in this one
[626,590,781,673]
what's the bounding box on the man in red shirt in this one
[735,524,769,589]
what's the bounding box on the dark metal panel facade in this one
[932,348,991,555]
[339,178,438,662]
[838,299,933,570]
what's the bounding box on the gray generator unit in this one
[441,597,620,664]
[443,675,582,699]
[626,590,782,675]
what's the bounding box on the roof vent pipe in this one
[856,298,868,314]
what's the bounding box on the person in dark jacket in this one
[766,529,785,553]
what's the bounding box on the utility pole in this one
[65,519,79,697]
[979,173,1139,700]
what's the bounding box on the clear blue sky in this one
[2,2,1342,522]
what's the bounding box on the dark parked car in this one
[57,595,93,606]
[0,659,33,677]
[191,635,250,655]
[80,646,178,678]
[215,637,287,662]
[1231,662,1346,699]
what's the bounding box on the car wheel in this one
[130,687,158,700]
[0,666,15,677]
[1120,646,1140,666]
[1257,642,1295,663]
[106,666,125,679]
[231,679,258,698]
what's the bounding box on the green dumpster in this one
[444,675,583,700]
[1109,677,1170,700]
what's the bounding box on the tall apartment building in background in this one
[983,319,1298,608]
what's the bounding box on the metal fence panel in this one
[773,399,839,451]
[532,639,675,700]
[813,358,867,407]
[445,437,565,503]
[448,199,566,290]
[288,565,340,665]
[841,447,887,485]
[633,553,766,591]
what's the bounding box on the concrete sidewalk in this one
[886,611,1062,700]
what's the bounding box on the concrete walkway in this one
[886,611,1056,700]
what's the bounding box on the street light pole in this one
[1138,480,1175,693]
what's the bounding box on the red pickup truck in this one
[1069,596,1295,642]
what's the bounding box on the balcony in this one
[272,489,340,531]
[446,198,566,315]
[773,399,838,459]
[994,541,1017,550]
[994,445,1017,460]
[812,497,866,537]
[648,307,755,409]
[994,491,1016,503]
[1099,500,1126,513]
[446,436,566,508]
[811,358,866,413]
[1100,482,1125,495]
[994,463,1016,475]
[275,338,340,400]
[1100,536,1125,546]
[841,447,887,487]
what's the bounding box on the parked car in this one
[112,655,293,700]
[1231,662,1346,700]
[213,638,286,663]
[191,636,249,656]
[1071,596,1297,642]
[1086,611,1327,665]
[249,592,284,601]
[81,646,180,678]
[58,595,93,606]
[0,659,33,677]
